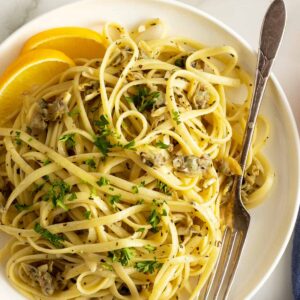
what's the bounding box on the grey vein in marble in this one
[0,0,40,42]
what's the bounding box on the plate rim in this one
[0,0,299,298]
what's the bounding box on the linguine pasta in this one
[0,19,273,300]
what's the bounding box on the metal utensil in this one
[202,0,286,299]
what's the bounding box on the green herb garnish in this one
[144,245,156,252]
[97,177,110,186]
[108,248,134,266]
[93,115,113,155]
[147,208,161,232]
[132,186,139,194]
[15,203,31,212]
[43,159,51,166]
[123,140,135,150]
[156,180,171,195]
[68,192,77,201]
[94,135,112,156]
[99,262,113,271]
[135,260,163,274]
[95,114,109,127]
[108,194,121,206]
[85,158,96,169]
[155,141,169,149]
[43,180,70,211]
[15,131,22,145]
[172,110,181,125]
[68,108,80,117]
[84,210,91,219]
[94,115,110,136]
[136,227,145,233]
[60,134,76,149]
[136,199,145,205]
[126,86,160,112]
[131,181,145,194]
[34,223,64,248]
[124,96,134,104]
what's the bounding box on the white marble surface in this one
[0,0,298,299]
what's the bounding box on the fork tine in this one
[213,230,239,299]
[202,227,229,299]
[204,229,246,300]
[200,245,222,299]
[216,231,246,299]
[203,227,234,300]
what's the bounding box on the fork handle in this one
[238,0,286,177]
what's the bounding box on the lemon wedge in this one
[0,49,74,125]
[21,27,106,59]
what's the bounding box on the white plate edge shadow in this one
[0,0,299,299]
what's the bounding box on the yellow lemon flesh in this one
[0,49,74,125]
[21,27,106,59]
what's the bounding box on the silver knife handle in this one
[239,0,286,173]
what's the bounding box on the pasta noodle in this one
[0,19,273,300]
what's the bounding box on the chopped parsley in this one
[136,199,145,205]
[15,131,22,145]
[124,95,134,104]
[84,210,91,219]
[68,107,80,117]
[68,192,77,201]
[59,134,76,149]
[155,141,169,149]
[97,177,110,186]
[43,180,70,211]
[132,185,139,194]
[85,158,96,169]
[152,199,159,206]
[156,180,171,195]
[94,115,113,155]
[94,135,112,156]
[174,56,187,68]
[135,260,163,274]
[147,208,161,233]
[108,248,134,266]
[172,110,181,125]
[136,227,145,233]
[42,175,50,181]
[126,86,160,112]
[108,194,121,206]
[162,209,168,216]
[43,159,51,166]
[144,245,156,252]
[15,203,31,212]
[34,223,64,249]
[123,140,136,150]
[132,181,145,194]
[100,262,113,271]
[94,115,110,136]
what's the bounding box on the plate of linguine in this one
[0,0,299,300]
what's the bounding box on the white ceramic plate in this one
[0,0,299,299]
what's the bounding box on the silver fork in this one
[201,1,286,299]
